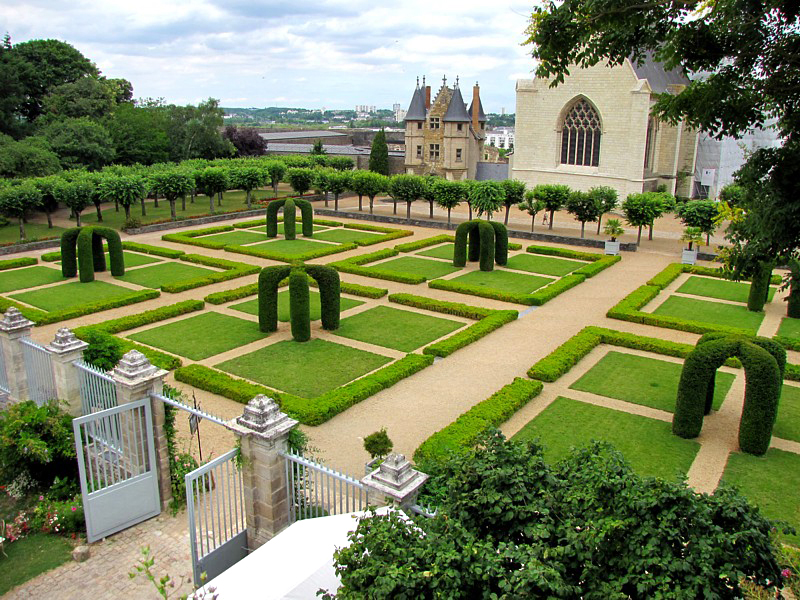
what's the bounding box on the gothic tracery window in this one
[560,99,601,167]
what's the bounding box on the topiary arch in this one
[266,197,314,239]
[60,226,125,283]
[258,264,340,342]
[673,332,786,455]
[453,219,508,272]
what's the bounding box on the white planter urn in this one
[604,240,621,256]
[681,248,698,265]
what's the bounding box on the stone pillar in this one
[361,453,428,509]
[0,307,34,403]
[112,350,171,509]
[228,395,297,550]
[46,328,89,417]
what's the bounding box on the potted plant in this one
[681,226,704,265]
[603,219,624,255]
[363,428,393,474]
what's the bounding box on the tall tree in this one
[566,190,603,238]
[285,168,315,197]
[264,161,286,196]
[0,134,61,178]
[41,76,114,120]
[40,117,114,170]
[369,128,390,175]
[223,125,266,157]
[388,174,425,220]
[0,182,42,241]
[500,179,526,225]
[470,181,506,221]
[589,186,619,234]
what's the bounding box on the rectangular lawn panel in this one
[676,276,775,303]
[505,253,586,277]
[248,224,326,234]
[370,256,460,280]
[334,305,464,352]
[0,265,64,293]
[198,231,268,246]
[313,229,384,244]
[722,448,800,545]
[449,269,551,294]
[512,396,700,480]
[570,350,735,412]
[116,262,217,289]
[774,384,800,443]
[128,312,267,360]
[246,239,338,258]
[417,243,455,261]
[216,338,392,398]
[778,317,800,341]
[651,295,764,333]
[231,290,364,321]
[11,280,141,312]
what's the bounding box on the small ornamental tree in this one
[97,174,147,220]
[194,167,229,214]
[470,181,505,221]
[151,171,195,221]
[500,179,526,225]
[229,166,267,210]
[433,179,463,225]
[368,128,390,175]
[461,179,477,220]
[0,182,42,241]
[677,199,718,245]
[313,168,332,207]
[56,178,94,227]
[718,183,746,207]
[421,176,439,219]
[566,190,602,238]
[388,174,425,220]
[532,184,570,230]
[32,175,61,228]
[681,226,704,251]
[589,185,619,234]
[518,190,546,232]
[264,160,286,195]
[327,170,351,211]
[622,193,661,245]
[604,218,625,241]
[286,167,315,197]
[646,191,675,240]
[363,429,393,461]
[350,170,387,213]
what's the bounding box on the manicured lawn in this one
[676,276,775,304]
[0,223,65,245]
[570,351,735,412]
[246,239,338,257]
[128,312,267,360]
[12,280,141,312]
[0,534,73,595]
[777,317,800,340]
[57,251,162,269]
[116,262,217,289]
[512,396,700,480]
[216,338,392,398]
[505,253,586,276]
[774,384,800,443]
[417,243,455,261]
[0,265,64,293]
[722,448,800,545]
[247,223,326,234]
[370,256,460,279]
[449,269,551,294]
[652,295,765,333]
[198,231,268,246]
[334,305,463,352]
[231,290,364,321]
[313,229,384,244]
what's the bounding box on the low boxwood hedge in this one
[388,293,496,320]
[73,299,204,335]
[428,278,536,305]
[423,311,518,358]
[330,248,428,284]
[395,235,455,253]
[0,257,37,270]
[122,242,185,259]
[526,245,602,262]
[573,255,621,278]
[4,289,161,326]
[774,335,800,352]
[338,281,388,298]
[528,274,585,306]
[226,241,356,263]
[508,242,523,251]
[41,251,61,262]
[339,223,414,247]
[413,377,543,470]
[205,283,260,304]
[155,255,260,293]
[0,298,48,322]
[161,226,236,250]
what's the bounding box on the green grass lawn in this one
[369,256,460,279]
[116,262,217,289]
[676,276,775,304]
[247,223,327,234]
[652,295,765,333]
[246,239,339,257]
[512,396,700,480]
[722,448,800,545]
[449,269,551,294]
[231,290,364,321]
[313,229,384,244]
[0,223,66,245]
[570,351,735,412]
[777,317,800,340]
[216,338,392,398]
[128,312,267,360]
[774,384,800,443]
[12,280,142,312]
[197,230,269,246]
[333,305,464,352]
[505,253,586,276]
[0,534,73,595]
[417,243,455,261]
[0,265,64,293]
[58,251,162,269]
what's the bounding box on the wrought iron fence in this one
[75,360,117,414]
[20,337,56,405]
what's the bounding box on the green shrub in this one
[29,493,84,534]
[174,364,276,403]
[339,282,387,298]
[573,255,621,278]
[423,311,518,357]
[428,278,536,305]
[40,252,61,262]
[774,335,800,352]
[606,284,661,316]
[525,244,603,262]
[453,220,497,271]
[205,283,259,304]
[121,242,185,259]
[226,241,356,262]
[528,274,586,306]
[306,264,341,330]
[508,242,523,251]
[289,268,311,341]
[284,197,297,240]
[388,293,496,319]
[647,263,686,289]
[345,223,397,233]
[59,227,81,279]
[74,299,204,334]
[333,247,398,266]
[35,289,160,325]
[363,429,393,459]
[413,378,543,469]
[527,328,602,381]
[395,235,454,252]
[74,327,182,370]
[0,298,48,322]
[330,249,427,284]
[81,328,124,370]
[356,229,414,246]
[489,221,509,266]
[258,265,291,332]
[786,363,800,381]
[0,257,37,270]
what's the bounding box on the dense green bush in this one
[74,300,204,334]
[226,241,356,262]
[525,244,603,262]
[35,289,160,325]
[205,282,259,304]
[388,293,496,319]
[527,328,603,381]
[363,429,393,460]
[40,251,61,262]
[572,254,621,277]
[306,264,341,330]
[428,278,536,305]
[266,196,314,238]
[339,282,387,299]
[0,257,37,270]
[489,221,509,266]
[59,227,81,278]
[121,241,185,259]
[647,263,685,288]
[423,311,518,357]
[258,265,292,332]
[289,268,311,341]
[528,274,586,306]
[81,328,124,370]
[284,197,297,240]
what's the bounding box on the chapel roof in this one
[629,51,690,94]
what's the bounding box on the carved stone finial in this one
[0,307,34,333]
[235,395,297,440]
[113,350,158,381]
[442,74,447,87]
[47,327,88,354]
[455,75,459,88]
[362,452,428,507]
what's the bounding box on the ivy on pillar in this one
[0,307,34,403]
[228,395,297,550]
[361,453,428,509]
[112,350,171,509]
[46,328,88,417]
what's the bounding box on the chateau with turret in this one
[403,76,486,180]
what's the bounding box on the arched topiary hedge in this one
[258,264,341,341]
[266,197,314,238]
[61,226,125,283]
[453,219,508,271]
[673,333,786,455]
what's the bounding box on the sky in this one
[2,1,537,113]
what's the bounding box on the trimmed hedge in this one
[284,197,297,240]
[388,293,496,320]
[648,263,685,289]
[266,197,314,238]
[423,311,518,358]
[59,228,80,278]
[161,225,236,250]
[0,297,48,322]
[413,378,543,469]
[288,267,310,341]
[205,283,259,304]
[306,264,341,330]
[330,248,427,284]
[428,278,536,305]
[174,364,276,402]
[226,241,356,263]
[489,221,509,267]
[258,265,292,332]
[74,327,182,370]
[787,363,800,381]
[528,274,586,306]
[339,223,414,247]
[122,242,185,259]
[454,220,496,271]
[339,282,387,299]
[156,254,259,293]
[508,243,523,251]
[774,335,800,352]
[41,252,61,262]
[0,257,37,270]
[233,217,343,229]
[395,235,454,253]
[335,248,398,266]
[344,223,397,233]
[573,255,621,278]
[526,245,603,262]
[3,289,161,326]
[73,299,204,335]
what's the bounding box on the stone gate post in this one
[46,328,88,417]
[361,453,428,509]
[0,307,34,403]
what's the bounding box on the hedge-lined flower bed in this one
[395,235,455,253]
[156,255,259,293]
[225,241,357,262]
[0,257,38,270]
[161,225,236,250]
[122,242,186,259]
[423,311,518,358]
[330,248,428,284]
[428,278,536,305]
[72,299,204,334]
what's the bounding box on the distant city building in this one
[485,127,514,150]
[355,105,376,113]
[394,107,407,122]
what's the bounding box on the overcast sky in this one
[2,1,537,113]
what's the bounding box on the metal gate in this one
[0,340,10,395]
[186,449,247,586]
[282,450,370,523]
[20,337,56,405]
[73,398,161,543]
[75,359,117,414]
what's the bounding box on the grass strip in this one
[395,235,454,253]
[428,278,536,305]
[226,240,356,262]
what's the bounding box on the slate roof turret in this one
[442,86,471,122]
[404,85,427,121]
[468,97,487,122]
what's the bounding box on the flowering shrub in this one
[29,493,84,535]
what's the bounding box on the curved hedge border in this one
[0,257,37,270]
[225,241,356,263]
[413,378,543,470]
